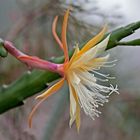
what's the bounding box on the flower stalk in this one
[3,40,63,75]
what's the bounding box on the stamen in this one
[103,59,118,64]
[73,82,110,119]
[92,70,115,79]
[108,84,119,95]
[96,77,109,82]
[92,63,116,68]
[102,63,116,67]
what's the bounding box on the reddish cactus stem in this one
[3,40,64,75]
[4,41,25,58]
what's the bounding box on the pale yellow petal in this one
[86,35,110,58]
[72,35,110,68]
[69,83,76,116]
[66,45,79,70]
[36,78,65,99]
[76,104,80,132]
[69,105,76,127]
[68,81,79,127]
[67,75,81,129]
[78,25,107,56]
[28,78,65,128]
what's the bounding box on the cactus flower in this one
[27,9,119,131]
[3,9,119,131]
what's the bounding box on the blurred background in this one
[0,0,140,140]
